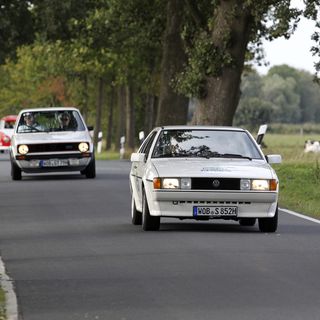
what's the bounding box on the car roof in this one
[155,125,246,131]
[1,115,17,121]
[17,107,80,115]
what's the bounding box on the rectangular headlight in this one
[162,178,180,189]
[251,179,269,191]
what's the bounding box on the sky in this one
[254,4,318,75]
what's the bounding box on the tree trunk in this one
[82,74,89,122]
[126,85,135,150]
[192,1,252,125]
[117,85,126,149]
[156,0,189,126]
[94,77,104,148]
[106,85,115,151]
[144,94,157,134]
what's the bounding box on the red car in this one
[0,115,17,153]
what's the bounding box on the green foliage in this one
[175,31,231,98]
[0,0,34,64]
[267,123,320,135]
[234,97,273,126]
[0,286,5,320]
[235,65,320,126]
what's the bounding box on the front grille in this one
[26,143,79,153]
[175,201,251,205]
[192,178,240,190]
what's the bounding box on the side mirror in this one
[87,126,94,131]
[131,153,146,162]
[266,154,282,164]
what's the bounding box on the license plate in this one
[40,159,69,167]
[193,206,238,217]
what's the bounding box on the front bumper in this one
[147,189,278,219]
[14,152,92,173]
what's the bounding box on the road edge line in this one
[280,208,320,224]
[0,256,18,320]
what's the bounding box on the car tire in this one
[239,218,256,226]
[83,155,96,179]
[142,191,160,231]
[258,206,278,233]
[131,196,142,225]
[11,160,22,180]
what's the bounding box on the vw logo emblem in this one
[212,179,220,188]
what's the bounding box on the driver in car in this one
[18,113,43,132]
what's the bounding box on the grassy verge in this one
[0,287,6,320]
[95,150,120,160]
[263,134,320,219]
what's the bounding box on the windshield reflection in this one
[152,130,262,160]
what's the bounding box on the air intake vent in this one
[191,178,240,190]
[27,143,79,153]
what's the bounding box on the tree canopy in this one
[0,0,320,148]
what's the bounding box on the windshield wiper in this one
[219,153,252,161]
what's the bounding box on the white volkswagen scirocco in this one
[130,126,281,232]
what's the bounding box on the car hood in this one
[151,158,274,179]
[14,131,91,144]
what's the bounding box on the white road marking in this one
[280,208,320,224]
[0,257,18,320]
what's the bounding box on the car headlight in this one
[18,144,29,155]
[241,179,277,191]
[78,142,89,153]
[153,178,192,190]
[162,178,180,189]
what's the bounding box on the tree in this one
[156,0,189,126]
[0,0,34,64]
[174,1,316,125]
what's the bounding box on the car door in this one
[132,131,158,210]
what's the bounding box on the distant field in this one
[263,134,320,218]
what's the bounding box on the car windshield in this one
[16,110,86,133]
[152,129,262,160]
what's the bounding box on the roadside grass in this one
[95,150,120,160]
[263,134,320,219]
[0,287,6,320]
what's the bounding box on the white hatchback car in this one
[10,107,95,180]
[130,126,281,232]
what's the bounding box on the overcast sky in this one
[254,3,318,75]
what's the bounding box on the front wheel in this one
[142,191,160,231]
[11,160,22,180]
[82,156,96,179]
[258,207,278,233]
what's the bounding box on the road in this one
[0,154,319,320]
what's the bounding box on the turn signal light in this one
[153,178,161,189]
[269,179,278,191]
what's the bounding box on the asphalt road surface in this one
[0,154,319,320]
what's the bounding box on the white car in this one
[10,107,95,180]
[130,126,281,232]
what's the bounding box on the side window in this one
[140,131,157,159]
